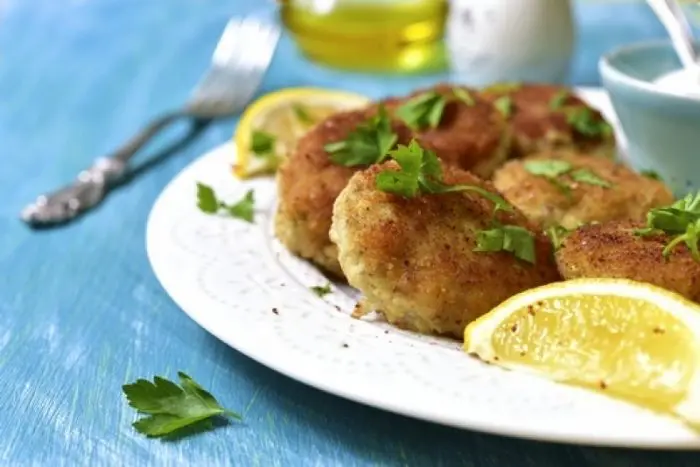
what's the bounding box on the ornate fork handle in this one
[21,111,187,226]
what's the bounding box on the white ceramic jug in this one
[447,0,575,85]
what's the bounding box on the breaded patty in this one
[480,83,616,159]
[330,162,560,338]
[492,153,674,229]
[384,84,512,178]
[277,85,513,277]
[275,108,413,277]
[556,221,700,302]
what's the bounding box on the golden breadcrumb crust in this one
[276,84,512,276]
[556,221,700,302]
[480,83,616,159]
[331,162,561,338]
[493,152,674,229]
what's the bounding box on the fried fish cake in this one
[275,108,413,277]
[492,152,674,229]
[276,85,513,277]
[384,84,512,178]
[480,83,616,159]
[556,221,700,302]
[330,162,560,338]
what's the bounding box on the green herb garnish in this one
[453,87,475,106]
[566,108,613,138]
[474,224,536,264]
[524,160,572,178]
[325,105,397,167]
[641,169,662,181]
[196,183,219,214]
[396,91,447,130]
[635,192,700,260]
[523,159,611,193]
[292,103,314,125]
[376,140,513,212]
[570,168,611,187]
[310,283,332,297]
[225,190,255,222]
[549,90,570,110]
[494,96,513,118]
[196,183,255,223]
[123,372,241,438]
[546,224,572,250]
[376,140,537,261]
[250,130,276,157]
[524,159,573,196]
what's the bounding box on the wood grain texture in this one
[0,0,698,465]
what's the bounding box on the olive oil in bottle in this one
[280,0,448,73]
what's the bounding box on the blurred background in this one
[2,2,700,465]
[0,0,696,187]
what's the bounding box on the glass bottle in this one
[280,0,449,73]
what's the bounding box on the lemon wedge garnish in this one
[233,87,371,178]
[464,278,700,428]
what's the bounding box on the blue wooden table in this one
[1,0,699,465]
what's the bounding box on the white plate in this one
[146,88,700,449]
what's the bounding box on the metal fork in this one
[20,17,280,227]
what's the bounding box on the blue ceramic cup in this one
[600,40,700,197]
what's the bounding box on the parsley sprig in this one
[310,283,332,297]
[396,91,447,130]
[494,96,513,118]
[292,103,314,125]
[325,105,398,167]
[549,90,570,110]
[635,192,700,260]
[546,224,572,250]
[376,140,512,212]
[375,140,537,262]
[123,372,241,438]
[196,183,255,223]
[453,87,476,106]
[524,159,612,194]
[250,130,276,157]
[640,169,662,181]
[524,160,573,196]
[566,107,613,138]
[475,224,536,263]
[524,160,571,178]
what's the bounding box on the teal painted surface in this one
[0,0,699,465]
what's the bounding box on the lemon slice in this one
[464,278,700,427]
[233,87,371,178]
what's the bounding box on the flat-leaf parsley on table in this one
[123,372,241,438]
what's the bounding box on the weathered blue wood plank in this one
[1,0,699,465]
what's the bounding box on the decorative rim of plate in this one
[146,88,700,449]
